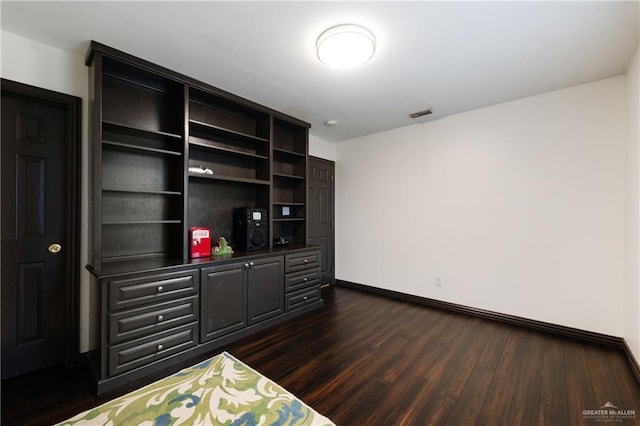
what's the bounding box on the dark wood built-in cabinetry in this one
[85,42,322,393]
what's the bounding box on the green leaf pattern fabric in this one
[58,352,334,426]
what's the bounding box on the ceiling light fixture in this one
[316,24,376,70]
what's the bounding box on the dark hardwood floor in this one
[3,286,640,425]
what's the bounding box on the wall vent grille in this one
[409,108,433,119]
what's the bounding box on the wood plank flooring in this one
[3,286,640,425]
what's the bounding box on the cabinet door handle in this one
[157,344,164,351]
[244,263,250,268]
[249,262,255,267]
[157,315,164,322]
[157,286,164,293]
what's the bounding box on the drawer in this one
[108,269,198,311]
[285,269,320,293]
[285,251,320,273]
[109,296,198,344]
[109,323,197,376]
[285,286,320,312]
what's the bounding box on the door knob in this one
[48,243,62,254]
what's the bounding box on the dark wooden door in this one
[247,256,283,325]
[308,157,335,286]
[1,85,77,378]
[200,263,248,342]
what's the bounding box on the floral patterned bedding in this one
[58,351,334,426]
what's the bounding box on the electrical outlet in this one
[434,275,443,287]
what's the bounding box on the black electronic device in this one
[233,207,268,252]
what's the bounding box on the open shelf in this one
[102,59,183,137]
[273,118,307,154]
[273,202,305,206]
[189,88,270,141]
[103,120,181,140]
[100,222,183,261]
[188,179,269,246]
[189,137,268,160]
[103,220,183,225]
[102,190,183,223]
[271,220,306,246]
[272,203,305,221]
[188,173,270,186]
[102,188,182,196]
[102,149,183,194]
[273,172,305,180]
[102,56,178,94]
[103,141,182,157]
[273,147,306,158]
[189,140,269,183]
[189,119,268,145]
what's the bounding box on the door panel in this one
[200,263,247,342]
[17,262,45,344]
[247,257,283,325]
[308,157,335,286]
[1,91,69,378]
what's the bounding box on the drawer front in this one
[285,251,320,273]
[109,323,197,376]
[284,269,320,293]
[109,269,198,311]
[285,286,320,312]
[109,296,198,344]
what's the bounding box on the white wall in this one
[336,77,626,336]
[1,31,92,352]
[624,45,640,364]
[309,134,337,162]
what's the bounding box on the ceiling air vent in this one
[409,108,433,119]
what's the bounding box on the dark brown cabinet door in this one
[1,90,69,378]
[247,257,283,325]
[308,157,335,286]
[200,263,247,342]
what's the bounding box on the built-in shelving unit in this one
[85,40,320,396]
[87,42,311,273]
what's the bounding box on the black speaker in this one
[233,208,268,252]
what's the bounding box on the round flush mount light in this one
[316,24,376,70]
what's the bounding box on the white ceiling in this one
[1,1,638,142]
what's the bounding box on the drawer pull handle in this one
[157,315,164,322]
[249,262,255,267]
[303,296,308,301]
[157,286,164,293]
[244,263,250,268]
[157,344,164,351]
[303,259,309,264]
[303,277,308,282]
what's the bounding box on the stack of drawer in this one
[106,269,199,376]
[284,250,321,311]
